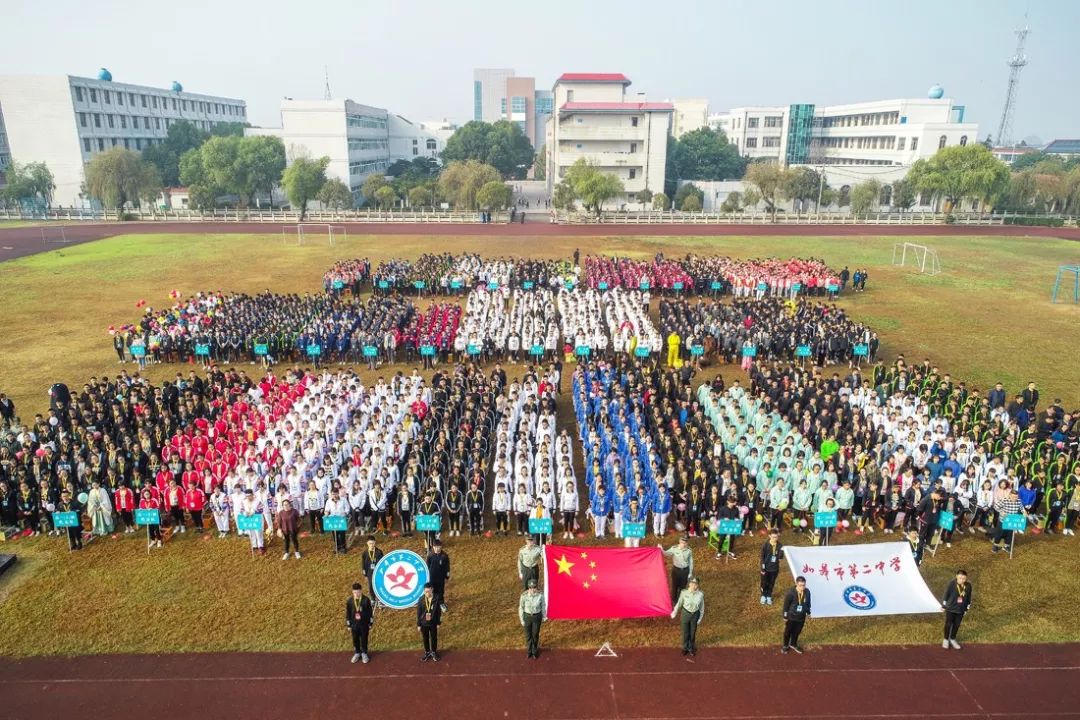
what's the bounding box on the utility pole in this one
[323,66,333,101]
[995,22,1030,148]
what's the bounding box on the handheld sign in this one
[796,345,812,358]
[522,281,535,290]
[792,283,802,292]
[362,345,378,358]
[306,344,322,357]
[742,345,758,357]
[827,283,839,293]
[194,343,210,357]
[530,344,544,356]
[134,508,160,526]
[673,282,684,291]
[467,344,481,356]
[565,280,575,291]
[53,511,80,528]
[690,344,704,356]
[450,280,463,290]
[814,510,838,529]
[639,280,650,290]
[1002,514,1027,532]
[332,279,345,290]
[717,519,742,535]
[853,344,869,357]
[377,280,389,289]
[236,513,264,532]
[528,517,553,535]
[416,514,441,532]
[623,521,646,539]
[758,282,768,291]
[575,345,591,358]
[634,346,650,358]
[254,343,269,356]
[414,280,426,290]
[130,345,147,358]
[420,345,436,357]
[598,281,608,291]
[322,514,348,532]
[487,280,499,290]
[938,510,955,532]
[710,281,722,291]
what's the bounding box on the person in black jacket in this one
[940,569,972,650]
[360,536,384,601]
[427,538,451,612]
[914,489,943,566]
[716,494,741,559]
[759,528,784,605]
[417,583,442,662]
[781,576,811,654]
[346,582,375,664]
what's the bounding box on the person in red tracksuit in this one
[165,479,186,532]
[140,489,163,548]
[185,483,206,533]
[115,484,136,533]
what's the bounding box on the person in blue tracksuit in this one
[623,497,647,548]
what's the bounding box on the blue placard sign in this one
[673,282,684,291]
[194,343,210,357]
[53,511,80,528]
[634,346,650,358]
[416,514,441,532]
[362,345,378,358]
[814,511,838,529]
[420,345,436,356]
[323,514,348,532]
[796,345,812,358]
[690,344,704,356]
[332,279,344,290]
[377,280,389,289]
[853,344,869,357]
[575,345,591,357]
[528,517,553,535]
[1001,513,1027,532]
[414,280,426,290]
[598,281,608,291]
[467,344,481,356]
[717,519,742,535]
[530,344,544,356]
[130,345,147,358]
[236,513,264,532]
[254,343,269,356]
[623,521,646,538]
[710,281,722,291]
[938,510,955,532]
[306,344,322,357]
[742,345,758,357]
[134,508,160,526]
[522,281,535,290]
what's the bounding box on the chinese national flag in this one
[543,545,673,620]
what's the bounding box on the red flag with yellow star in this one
[542,545,673,619]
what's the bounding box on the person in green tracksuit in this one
[670,576,705,657]
[517,535,542,589]
[518,578,546,659]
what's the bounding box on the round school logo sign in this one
[373,549,429,609]
[843,585,877,611]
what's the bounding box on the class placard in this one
[673,282,684,291]
[575,345,591,357]
[413,280,426,290]
[639,280,650,290]
[742,345,757,357]
[1001,513,1027,532]
[467,344,481,356]
[796,345,812,357]
[362,345,378,358]
[598,281,608,291]
[254,343,269,356]
[530,344,544,356]
[938,510,955,532]
[853,344,869,357]
[332,279,345,290]
[53,511,81,528]
[814,511,838,529]
[236,513,264,532]
[194,343,210,357]
[306,344,322,357]
[716,519,742,535]
[322,514,348,532]
[130,345,147,358]
[634,346,650,358]
[487,280,499,290]
[690,345,704,356]
[710,281,722,291]
[528,517,553,535]
[623,521,646,538]
[134,508,160,526]
[522,281,535,290]
[416,514,441,532]
[420,345,436,357]
[377,280,389,289]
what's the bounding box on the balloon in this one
[841,519,850,528]
[739,505,749,517]
[77,492,89,504]
[34,448,45,458]
[483,530,493,538]
[45,503,55,512]
[755,513,764,522]
[800,519,809,528]
[677,503,687,512]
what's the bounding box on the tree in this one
[361,174,389,204]
[891,178,918,213]
[142,121,207,187]
[673,182,704,211]
[667,128,747,181]
[652,192,670,210]
[563,158,624,217]
[552,181,576,211]
[744,163,787,220]
[680,193,703,212]
[374,185,397,210]
[781,167,825,212]
[742,188,761,209]
[179,135,285,208]
[280,155,328,220]
[408,184,434,208]
[0,161,55,206]
[237,136,287,207]
[905,144,1009,211]
[476,180,512,211]
[849,179,882,215]
[84,148,161,208]
[316,179,353,210]
[209,122,247,138]
[635,189,653,205]
[533,145,546,181]
[719,191,742,213]
[441,120,534,179]
[438,160,502,210]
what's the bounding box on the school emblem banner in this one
[783,542,941,617]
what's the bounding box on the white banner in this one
[783,542,942,617]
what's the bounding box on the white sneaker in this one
[295,552,301,559]
[282,553,289,560]
[351,653,361,664]
[361,653,370,664]
[760,595,767,604]
[949,639,961,650]
[942,639,950,649]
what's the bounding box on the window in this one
[183,100,188,111]
[566,90,574,102]
[103,90,110,104]
[745,137,758,148]
[172,99,177,110]
[412,148,418,156]
[107,114,114,128]
[135,138,142,150]
[129,93,135,104]
[117,93,123,106]
[345,113,387,129]
[764,116,782,128]
[628,169,636,180]
[630,143,637,153]
[412,139,418,146]
[959,135,968,146]
[154,118,160,129]
[631,117,639,127]
[911,137,918,151]
[111,138,118,147]
[426,139,437,150]
[938,135,947,149]
[93,113,101,128]
[141,95,147,108]
[119,116,126,129]
[79,112,87,127]
[576,143,582,149]
[75,86,84,102]
[897,137,905,151]
[83,138,91,152]
[123,139,130,149]
[763,137,780,148]
[97,138,105,151]
[89,88,97,102]
[919,191,932,205]
[510,96,527,113]
[747,117,759,128]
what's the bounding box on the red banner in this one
[543,545,673,620]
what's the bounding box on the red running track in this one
[1,644,1077,720]
[2,221,1079,263]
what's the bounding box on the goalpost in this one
[41,226,71,248]
[892,242,941,275]
[282,223,345,246]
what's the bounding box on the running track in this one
[2,644,1077,719]
[2,221,1079,262]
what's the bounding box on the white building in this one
[546,73,671,206]
[0,69,246,207]
[670,98,709,138]
[248,98,444,205]
[473,68,516,123]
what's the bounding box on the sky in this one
[2,0,1077,143]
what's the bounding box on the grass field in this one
[0,231,1078,657]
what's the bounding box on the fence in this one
[0,209,506,223]
[552,211,1079,226]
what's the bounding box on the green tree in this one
[742,188,761,209]
[180,135,285,208]
[280,155,329,220]
[316,178,353,210]
[533,144,546,181]
[441,120,534,179]
[476,180,512,211]
[719,191,742,212]
[374,185,397,210]
[635,188,653,205]
[238,136,287,207]
[438,160,502,210]
[891,178,917,212]
[744,163,787,220]
[209,122,247,138]
[652,192,670,210]
[673,182,704,211]
[905,144,1009,211]
[84,148,161,208]
[563,158,624,217]
[142,121,207,186]
[849,179,882,215]
[0,161,55,206]
[680,193,703,212]
[552,181,577,211]
[361,174,389,204]
[408,184,434,208]
[667,128,747,181]
[781,167,826,212]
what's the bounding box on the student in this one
[518,578,547,659]
[184,482,206,534]
[114,483,136,534]
[1044,481,1067,534]
[560,479,579,540]
[210,486,231,538]
[623,496,646,548]
[361,535,384,600]
[139,488,163,548]
[325,489,350,553]
[276,499,301,560]
[346,582,375,664]
[940,569,972,650]
[781,576,811,654]
[427,538,451,612]
[991,488,1023,554]
[57,489,83,550]
[417,583,442,662]
[670,576,705,657]
[492,483,511,536]
[716,494,741,559]
[759,528,784,605]
[466,481,485,536]
[86,480,114,537]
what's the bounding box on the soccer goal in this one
[292,223,346,246]
[41,226,71,248]
[892,242,941,275]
